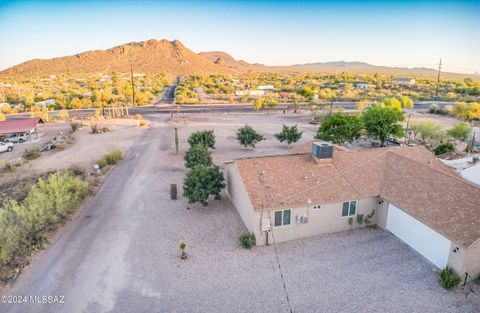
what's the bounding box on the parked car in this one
[386,135,407,145]
[5,133,29,143]
[0,141,14,153]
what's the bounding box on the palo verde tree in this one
[183,164,226,206]
[447,122,472,141]
[315,113,363,145]
[184,144,213,168]
[362,106,404,147]
[236,125,265,149]
[274,124,303,147]
[187,130,215,149]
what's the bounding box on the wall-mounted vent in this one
[312,142,333,160]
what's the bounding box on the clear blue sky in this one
[0,0,479,73]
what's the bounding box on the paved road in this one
[4,100,454,121]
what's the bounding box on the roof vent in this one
[312,142,333,162]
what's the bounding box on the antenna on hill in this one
[435,58,442,96]
[130,64,136,107]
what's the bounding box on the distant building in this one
[392,78,416,86]
[354,83,374,90]
[235,90,265,96]
[35,99,56,107]
[257,85,275,93]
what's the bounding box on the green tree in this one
[184,145,213,168]
[183,165,226,206]
[274,125,303,146]
[236,125,265,149]
[297,86,315,99]
[447,122,472,141]
[187,130,215,149]
[362,106,404,147]
[315,113,363,145]
[381,97,402,111]
[410,120,446,147]
[398,96,414,109]
[253,97,265,110]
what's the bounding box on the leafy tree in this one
[184,145,213,168]
[434,143,454,156]
[236,125,264,149]
[447,122,472,141]
[187,130,215,149]
[398,96,414,109]
[362,106,404,147]
[381,97,402,111]
[318,88,336,100]
[274,125,303,146]
[297,86,315,99]
[316,113,363,145]
[453,102,470,121]
[0,112,5,121]
[183,165,226,206]
[253,97,265,110]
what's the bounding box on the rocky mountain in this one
[0,39,476,80]
[0,39,237,78]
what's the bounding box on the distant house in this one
[225,142,480,282]
[257,85,275,93]
[35,99,56,107]
[392,77,416,85]
[354,82,374,90]
[235,90,265,96]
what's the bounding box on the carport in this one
[0,118,43,142]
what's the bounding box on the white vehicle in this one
[5,133,29,143]
[0,141,14,153]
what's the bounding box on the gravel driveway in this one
[2,113,477,313]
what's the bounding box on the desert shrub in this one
[97,150,123,168]
[238,232,256,249]
[135,113,143,120]
[187,130,215,149]
[23,148,41,160]
[428,103,440,114]
[68,165,86,177]
[71,122,80,132]
[0,172,89,264]
[139,120,147,127]
[90,122,98,133]
[434,143,454,155]
[438,267,461,290]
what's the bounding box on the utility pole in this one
[130,65,136,107]
[435,58,442,97]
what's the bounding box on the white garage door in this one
[386,203,452,269]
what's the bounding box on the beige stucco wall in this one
[224,162,262,241]
[375,198,389,229]
[446,239,480,282]
[256,196,379,245]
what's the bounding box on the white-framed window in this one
[341,200,357,217]
[274,209,291,227]
[313,204,321,210]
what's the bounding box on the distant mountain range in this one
[0,39,476,80]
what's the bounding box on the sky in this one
[0,0,479,73]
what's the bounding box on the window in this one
[274,209,291,227]
[341,200,357,217]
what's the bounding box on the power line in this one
[436,58,442,96]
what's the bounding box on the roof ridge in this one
[269,149,390,206]
[387,151,480,190]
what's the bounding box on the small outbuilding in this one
[0,118,43,142]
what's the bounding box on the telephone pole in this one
[130,65,136,106]
[435,58,442,96]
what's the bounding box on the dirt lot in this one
[0,118,146,184]
[3,112,478,313]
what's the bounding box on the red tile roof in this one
[0,118,43,135]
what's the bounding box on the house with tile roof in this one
[225,142,480,282]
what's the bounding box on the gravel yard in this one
[2,112,477,313]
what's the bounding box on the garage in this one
[386,203,452,269]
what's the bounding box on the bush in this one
[97,150,123,168]
[438,267,461,290]
[0,172,90,264]
[236,125,264,149]
[23,148,41,160]
[187,130,215,149]
[71,122,80,132]
[184,145,212,168]
[134,113,143,120]
[139,120,147,127]
[68,164,86,177]
[434,143,454,155]
[238,232,256,249]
